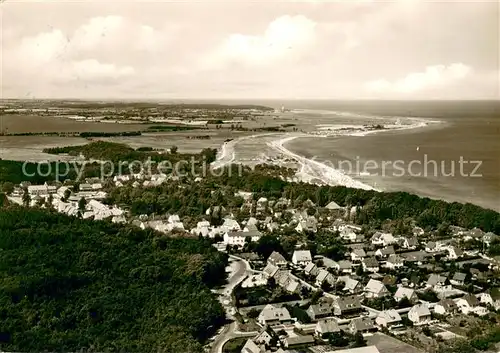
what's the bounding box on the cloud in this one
[60,59,135,82]
[203,15,316,68]
[1,1,497,99]
[365,63,472,94]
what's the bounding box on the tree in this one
[310,290,323,304]
[247,309,260,319]
[1,182,14,194]
[170,145,178,154]
[63,189,71,202]
[78,197,87,214]
[22,190,31,207]
[328,332,349,347]
[352,332,367,347]
[45,194,54,209]
[255,235,282,260]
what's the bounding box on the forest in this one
[0,207,228,352]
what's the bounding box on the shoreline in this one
[212,111,439,192]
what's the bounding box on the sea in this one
[273,100,500,212]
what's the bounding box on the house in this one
[385,254,404,269]
[446,246,463,260]
[253,326,278,346]
[223,231,246,248]
[325,200,342,210]
[375,246,395,258]
[362,257,380,273]
[375,309,402,329]
[425,241,442,253]
[401,251,428,265]
[455,294,487,315]
[332,295,362,316]
[408,304,432,325]
[268,251,287,267]
[477,292,494,306]
[364,279,389,299]
[331,260,353,274]
[402,237,418,250]
[340,228,358,242]
[295,219,317,233]
[350,249,367,262]
[427,274,447,289]
[292,250,312,266]
[450,272,467,286]
[349,317,376,334]
[394,287,418,303]
[315,319,340,337]
[263,263,279,279]
[343,277,363,294]
[434,299,458,316]
[258,304,293,326]
[316,269,335,287]
[191,220,211,237]
[286,279,301,293]
[27,184,57,196]
[221,218,241,233]
[167,214,184,231]
[240,339,265,353]
[283,335,315,348]
[307,301,334,321]
[304,262,319,276]
[224,230,261,248]
[371,232,395,247]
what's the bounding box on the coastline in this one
[212,112,439,192]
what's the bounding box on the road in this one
[210,255,257,353]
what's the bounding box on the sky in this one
[1,0,498,100]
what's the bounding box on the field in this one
[0,114,149,134]
[365,333,424,353]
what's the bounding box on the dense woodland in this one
[0,207,227,352]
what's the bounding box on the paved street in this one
[210,255,257,353]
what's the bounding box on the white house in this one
[446,246,463,260]
[224,230,260,248]
[350,249,366,262]
[434,299,458,316]
[371,232,395,247]
[385,254,404,269]
[316,269,335,287]
[220,218,241,233]
[364,279,389,299]
[295,219,317,233]
[267,251,287,267]
[191,220,211,237]
[292,250,312,266]
[258,304,293,326]
[362,257,380,273]
[394,287,418,303]
[408,304,432,325]
[28,184,57,196]
[375,309,402,329]
[455,294,488,316]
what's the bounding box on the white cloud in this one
[203,15,316,68]
[365,63,472,94]
[61,59,135,82]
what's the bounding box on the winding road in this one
[210,255,258,353]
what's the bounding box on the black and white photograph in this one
[0,1,499,352]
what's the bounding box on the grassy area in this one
[222,337,248,353]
